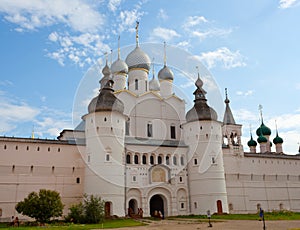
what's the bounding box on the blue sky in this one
[0,0,300,154]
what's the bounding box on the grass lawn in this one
[174,211,300,221]
[0,218,145,229]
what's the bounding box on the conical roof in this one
[223,89,236,125]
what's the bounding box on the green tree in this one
[83,194,105,224]
[66,194,105,224]
[15,189,64,223]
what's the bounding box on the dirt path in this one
[105,219,300,230]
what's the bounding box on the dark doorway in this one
[217,200,223,214]
[150,195,164,217]
[105,202,111,218]
[128,199,138,216]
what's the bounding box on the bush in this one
[66,194,105,224]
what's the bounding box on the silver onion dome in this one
[149,76,160,91]
[125,46,151,71]
[111,58,128,74]
[158,65,174,81]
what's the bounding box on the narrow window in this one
[145,80,147,91]
[194,158,198,165]
[170,125,176,139]
[4,145,6,150]
[212,157,215,164]
[104,117,107,122]
[158,156,162,164]
[76,177,80,184]
[135,79,138,90]
[15,146,18,150]
[173,156,177,165]
[52,166,55,173]
[12,165,15,173]
[134,155,139,164]
[147,123,153,137]
[58,148,60,152]
[194,202,197,209]
[30,165,33,173]
[125,120,130,136]
[150,155,154,165]
[180,156,184,166]
[179,176,183,182]
[181,203,184,209]
[126,154,131,164]
[142,155,147,164]
[48,147,50,152]
[133,176,136,182]
[37,147,40,151]
[106,154,110,161]
[26,146,29,151]
[166,156,170,165]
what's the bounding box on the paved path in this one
[105,219,300,230]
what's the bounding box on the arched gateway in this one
[150,194,165,218]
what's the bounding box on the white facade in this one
[1,34,300,221]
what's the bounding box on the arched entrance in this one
[105,202,111,218]
[150,195,164,218]
[217,200,223,214]
[128,199,138,216]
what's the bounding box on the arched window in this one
[180,156,184,166]
[134,154,139,164]
[166,156,170,165]
[125,120,130,135]
[126,154,131,164]
[173,156,177,165]
[150,155,154,165]
[135,79,138,90]
[142,155,147,164]
[158,156,162,164]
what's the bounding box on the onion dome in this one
[102,62,111,75]
[111,36,128,75]
[273,132,283,144]
[186,74,218,122]
[247,134,257,147]
[257,134,267,143]
[149,62,160,91]
[125,46,151,71]
[158,65,174,81]
[256,121,271,136]
[111,59,128,74]
[88,79,124,114]
[158,42,174,81]
[149,75,160,91]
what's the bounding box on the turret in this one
[183,70,228,215]
[83,75,126,216]
[222,88,242,151]
[247,134,257,153]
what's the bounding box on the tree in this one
[66,194,105,224]
[15,189,64,223]
[83,194,105,224]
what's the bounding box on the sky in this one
[0,0,300,154]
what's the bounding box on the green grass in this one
[174,211,300,221]
[0,218,145,229]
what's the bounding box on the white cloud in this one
[151,27,180,41]
[157,8,168,20]
[47,32,110,67]
[108,0,122,12]
[183,15,208,29]
[118,9,144,33]
[197,47,247,69]
[279,0,300,9]
[236,90,254,97]
[0,0,105,33]
[191,28,232,41]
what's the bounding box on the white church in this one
[1,24,300,220]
